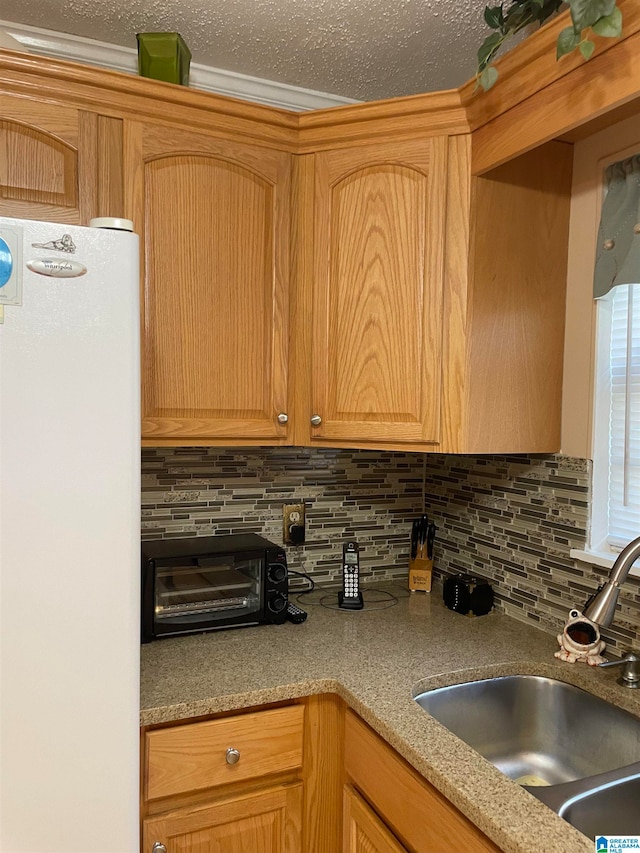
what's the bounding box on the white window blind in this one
[607,283,640,548]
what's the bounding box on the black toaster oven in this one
[141,534,289,642]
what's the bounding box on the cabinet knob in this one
[310,414,322,427]
[226,747,241,765]
[152,844,167,853]
[277,412,288,425]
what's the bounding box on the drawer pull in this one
[152,844,167,853]
[226,747,241,765]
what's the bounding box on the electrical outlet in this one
[283,503,305,545]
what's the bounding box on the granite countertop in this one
[140,583,640,853]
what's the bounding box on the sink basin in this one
[559,773,640,837]
[530,762,640,837]
[414,675,640,785]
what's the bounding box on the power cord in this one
[287,570,315,594]
[291,580,411,611]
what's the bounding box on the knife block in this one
[409,556,433,592]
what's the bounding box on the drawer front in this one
[145,705,305,800]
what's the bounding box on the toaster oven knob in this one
[277,412,288,425]
[226,747,241,765]
[269,593,287,613]
[269,563,287,584]
[152,844,167,853]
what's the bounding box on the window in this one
[565,129,640,575]
[592,283,640,555]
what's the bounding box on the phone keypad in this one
[344,565,358,597]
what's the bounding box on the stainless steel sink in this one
[560,774,640,837]
[533,766,640,838]
[414,674,640,839]
[414,675,640,785]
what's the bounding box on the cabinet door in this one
[0,93,99,224]
[142,783,302,853]
[124,121,291,443]
[310,138,447,446]
[344,711,501,853]
[343,786,407,853]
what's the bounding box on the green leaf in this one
[479,65,499,91]
[484,5,504,29]
[592,6,623,37]
[539,0,564,23]
[503,4,533,31]
[477,32,502,71]
[579,38,595,58]
[557,25,581,57]
[568,0,616,32]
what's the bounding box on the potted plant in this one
[476,0,623,90]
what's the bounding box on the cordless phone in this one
[339,541,364,610]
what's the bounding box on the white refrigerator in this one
[0,217,140,852]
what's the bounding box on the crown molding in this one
[0,19,360,112]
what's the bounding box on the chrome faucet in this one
[583,535,640,687]
[584,535,640,627]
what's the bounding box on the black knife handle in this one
[427,522,436,560]
[410,519,419,559]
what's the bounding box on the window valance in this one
[594,154,640,299]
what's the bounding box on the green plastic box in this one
[136,32,191,86]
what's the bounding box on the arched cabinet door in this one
[124,122,291,443]
[310,138,447,448]
[0,93,98,224]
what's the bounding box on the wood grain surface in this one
[311,137,446,446]
[145,705,304,801]
[343,785,407,853]
[123,120,291,441]
[344,711,501,853]
[464,141,573,453]
[142,782,303,853]
[0,92,95,223]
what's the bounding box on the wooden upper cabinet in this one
[308,138,447,447]
[460,140,573,454]
[0,93,99,224]
[124,122,291,443]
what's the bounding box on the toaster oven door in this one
[152,552,263,636]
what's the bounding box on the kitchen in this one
[2,1,640,851]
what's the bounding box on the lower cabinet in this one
[141,705,306,853]
[141,698,502,853]
[142,783,303,853]
[343,710,501,853]
[343,785,407,853]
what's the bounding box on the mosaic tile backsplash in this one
[142,447,424,586]
[141,447,640,652]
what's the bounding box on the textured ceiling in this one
[0,0,492,101]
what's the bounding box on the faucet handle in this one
[598,651,640,687]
